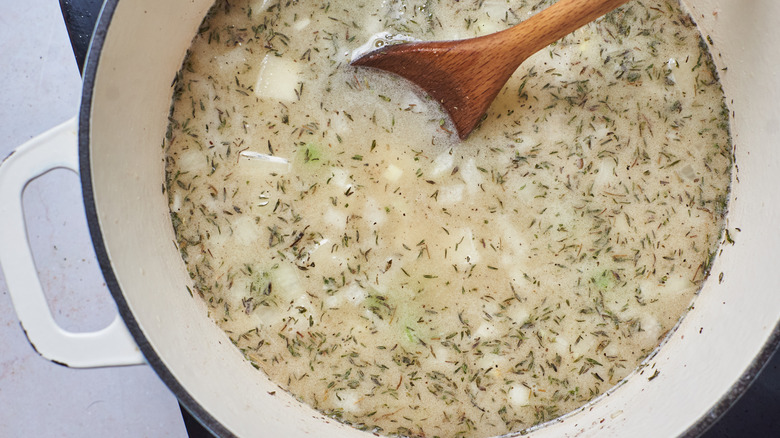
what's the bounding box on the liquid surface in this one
[164,1,732,436]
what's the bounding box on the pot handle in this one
[0,117,145,368]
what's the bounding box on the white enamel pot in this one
[1,0,778,436]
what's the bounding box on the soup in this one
[164,0,731,436]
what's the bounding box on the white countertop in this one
[0,1,187,436]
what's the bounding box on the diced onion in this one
[255,54,302,102]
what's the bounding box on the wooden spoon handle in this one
[495,0,630,62]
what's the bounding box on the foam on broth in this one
[164,1,731,436]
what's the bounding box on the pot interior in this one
[81,0,780,436]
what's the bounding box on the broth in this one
[164,0,731,436]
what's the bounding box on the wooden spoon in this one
[351,0,630,139]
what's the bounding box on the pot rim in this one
[76,0,780,437]
[77,1,233,436]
